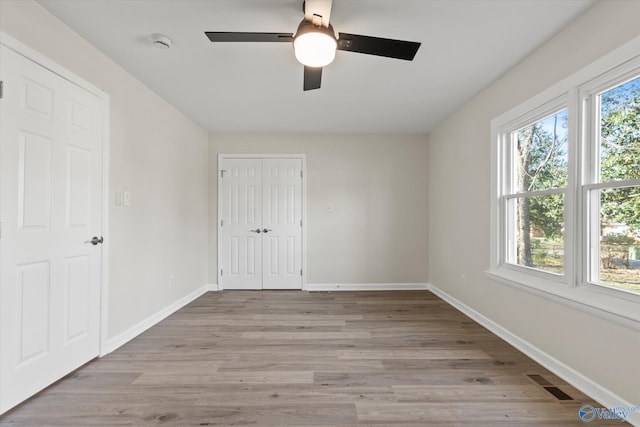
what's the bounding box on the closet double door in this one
[219,157,303,290]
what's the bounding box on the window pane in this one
[596,186,640,294]
[600,76,640,182]
[513,110,568,193]
[510,194,564,274]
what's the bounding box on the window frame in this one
[579,64,640,298]
[500,98,572,282]
[488,36,640,330]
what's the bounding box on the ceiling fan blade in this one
[304,0,332,27]
[205,32,293,42]
[303,66,322,91]
[337,33,420,60]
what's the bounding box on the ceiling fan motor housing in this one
[293,20,337,67]
[294,20,336,41]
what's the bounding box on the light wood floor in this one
[0,291,621,426]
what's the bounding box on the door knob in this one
[85,236,104,245]
[249,229,262,233]
[262,229,272,233]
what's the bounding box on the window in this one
[505,109,568,275]
[585,76,640,295]
[490,38,640,326]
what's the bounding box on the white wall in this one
[0,1,209,339]
[428,0,640,405]
[209,133,429,285]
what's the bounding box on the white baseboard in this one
[104,284,209,354]
[428,283,639,426]
[306,283,428,292]
[207,283,221,291]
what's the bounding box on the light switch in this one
[123,191,132,207]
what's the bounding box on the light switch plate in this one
[123,191,132,207]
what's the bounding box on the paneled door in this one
[0,45,104,413]
[219,157,303,290]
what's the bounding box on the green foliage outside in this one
[600,78,640,235]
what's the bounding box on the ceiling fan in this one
[205,0,421,91]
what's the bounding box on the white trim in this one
[428,283,640,426]
[0,33,112,357]
[105,284,209,354]
[98,93,111,357]
[216,156,223,287]
[306,283,429,292]
[583,178,640,191]
[301,155,307,290]
[505,187,566,199]
[217,154,307,290]
[207,283,221,291]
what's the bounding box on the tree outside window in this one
[509,110,568,275]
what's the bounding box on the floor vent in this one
[526,373,553,386]
[543,386,574,401]
[526,374,574,401]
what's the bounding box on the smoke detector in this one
[150,33,172,49]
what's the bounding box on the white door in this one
[219,157,303,290]
[261,159,303,289]
[0,45,103,413]
[219,158,263,290]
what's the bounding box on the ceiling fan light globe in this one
[294,31,337,67]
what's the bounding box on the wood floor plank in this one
[337,348,493,360]
[356,401,583,424]
[0,290,614,426]
[251,314,364,321]
[206,319,347,327]
[77,360,222,374]
[217,359,384,372]
[392,384,552,402]
[241,332,371,340]
[132,371,315,385]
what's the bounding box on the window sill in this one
[485,268,640,331]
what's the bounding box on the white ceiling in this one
[37,0,596,133]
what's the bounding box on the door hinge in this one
[220,269,223,276]
[220,170,225,178]
[300,170,303,178]
[300,219,302,227]
[220,219,223,227]
[0,81,3,99]
[300,269,303,276]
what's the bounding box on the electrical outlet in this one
[460,274,466,287]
